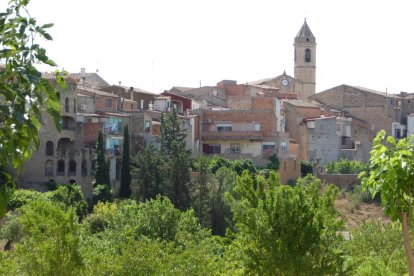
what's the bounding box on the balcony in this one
[202,131,262,141]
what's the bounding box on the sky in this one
[4,0,414,94]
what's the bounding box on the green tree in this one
[326,159,367,174]
[131,143,165,201]
[51,183,88,219]
[12,201,83,275]
[301,160,313,176]
[210,156,232,174]
[159,106,187,154]
[80,197,225,275]
[227,172,344,275]
[211,166,236,236]
[0,0,64,218]
[166,140,191,210]
[345,221,406,275]
[266,153,280,170]
[94,130,108,186]
[360,130,414,274]
[119,124,131,198]
[191,156,213,228]
[231,159,257,176]
[158,107,191,210]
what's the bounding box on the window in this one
[68,159,76,176]
[217,124,232,132]
[209,144,221,154]
[230,144,241,154]
[73,99,76,113]
[65,97,69,112]
[141,100,144,110]
[91,160,96,176]
[57,160,65,176]
[305,49,311,62]
[145,120,151,132]
[81,159,88,177]
[395,129,401,138]
[46,141,54,156]
[62,116,75,131]
[105,98,112,108]
[280,142,288,152]
[255,123,261,131]
[45,160,53,176]
[262,144,276,150]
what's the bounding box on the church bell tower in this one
[294,19,316,101]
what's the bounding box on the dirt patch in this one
[335,195,391,230]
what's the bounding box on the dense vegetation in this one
[325,159,367,174]
[1,1,413,275]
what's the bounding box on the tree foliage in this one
[191,156,213,228]
[94,130,108,186]
[0,0,64,218]
[131,143,165,201]
[119,124,131,198]
[344,221,407,275]
[226,172,344,275]
[157,107,191,210]
[360,130,414,274]
[10,201,83,275]
[326,159,367,174]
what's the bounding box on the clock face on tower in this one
[282,79,289,86]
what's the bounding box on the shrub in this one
[325,159,367,174]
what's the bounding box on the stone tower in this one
[294,19,316,101]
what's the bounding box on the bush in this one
[13,201,83,275]
[266,154,280,170]
[301,160,313,176]
[232,159,257,176]
[345,221,406,275]
[8,189,52,210]
[92,184,112,205]
[325,159,367,174]
[51,183,88,219]
[210,156,232,174]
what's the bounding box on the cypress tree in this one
[158,107,191,210]
[119,124,131,198]
[95,131,108,186]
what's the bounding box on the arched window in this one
[46,141,54,156]
[81,159,88,177]
[45,160,53,176]
[91,160,96,176]
[68,159,76,176]
[65,97,70,112]
[57,160,65,176]
[305,49,311,62]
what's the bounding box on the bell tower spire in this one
[294,19,316,101]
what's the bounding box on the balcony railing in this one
[55,148,96,159]
[202,131,262,140]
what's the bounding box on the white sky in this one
[5,0,414,94]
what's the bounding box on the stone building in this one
[249,19,316,101]
[19,77,95,198]
[310,85,401,138]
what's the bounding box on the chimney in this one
[80,68,86,84]
[130,87,134,100]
